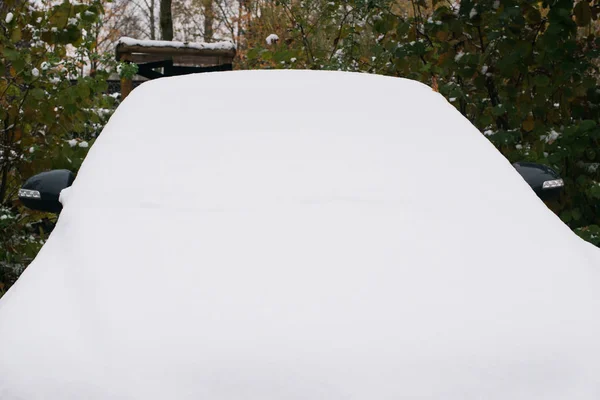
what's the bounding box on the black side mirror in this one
[513,162,564,202]
[18,170,75,213]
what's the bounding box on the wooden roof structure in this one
[115,37,237,98]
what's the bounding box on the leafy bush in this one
[0,206,51,297]
[0,1,118,297]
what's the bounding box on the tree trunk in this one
[236,0,242,46]
[203,0,214,42]
[121,77,133,100]
[0,120,12,206]
[160,0,173,40]
[149,0,156,40]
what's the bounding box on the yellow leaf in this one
[431,75,439,92]
[436,52,451,66]
[11,28,21,42]
[435,31,449,41]
[522,116,535,132]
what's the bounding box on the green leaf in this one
[12,57,25,73]
[77,84,90,98]
[246,47,260,60]
[65,103,77,115]
[534,75,550,87]
[49,3,70,27]
[30,88,45,100]
[11,28,22,42]
[396,21,411,37]
[6,85,21,97]
[585,148,596,160]
[492,104,505,116]
[2,48,20,61]
[560,210,572,223]
[261,51,273,61]
[579,120,596,132]
[524,5,542,24]
[515,41,532,57]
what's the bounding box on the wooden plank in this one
[122,53,225,66]
[116,44,236,61]
[173,54,224,66]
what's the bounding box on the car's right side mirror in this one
[513,162,564,202]
[18,170,75,213]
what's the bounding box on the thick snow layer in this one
[116,36,236,51]
[0,70,599,400]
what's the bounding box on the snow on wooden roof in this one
[116,37,236,52]
[115,37,237,66]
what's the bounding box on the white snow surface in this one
[542,129,561,143]
[266,33,279,45]
[117,36,236,51]
[5,12,13,24]
[0,70,599,400]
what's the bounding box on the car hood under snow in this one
[0,70,599,400]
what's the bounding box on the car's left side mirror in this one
[18,169,75,213]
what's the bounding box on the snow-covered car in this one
[1,70,599,400]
